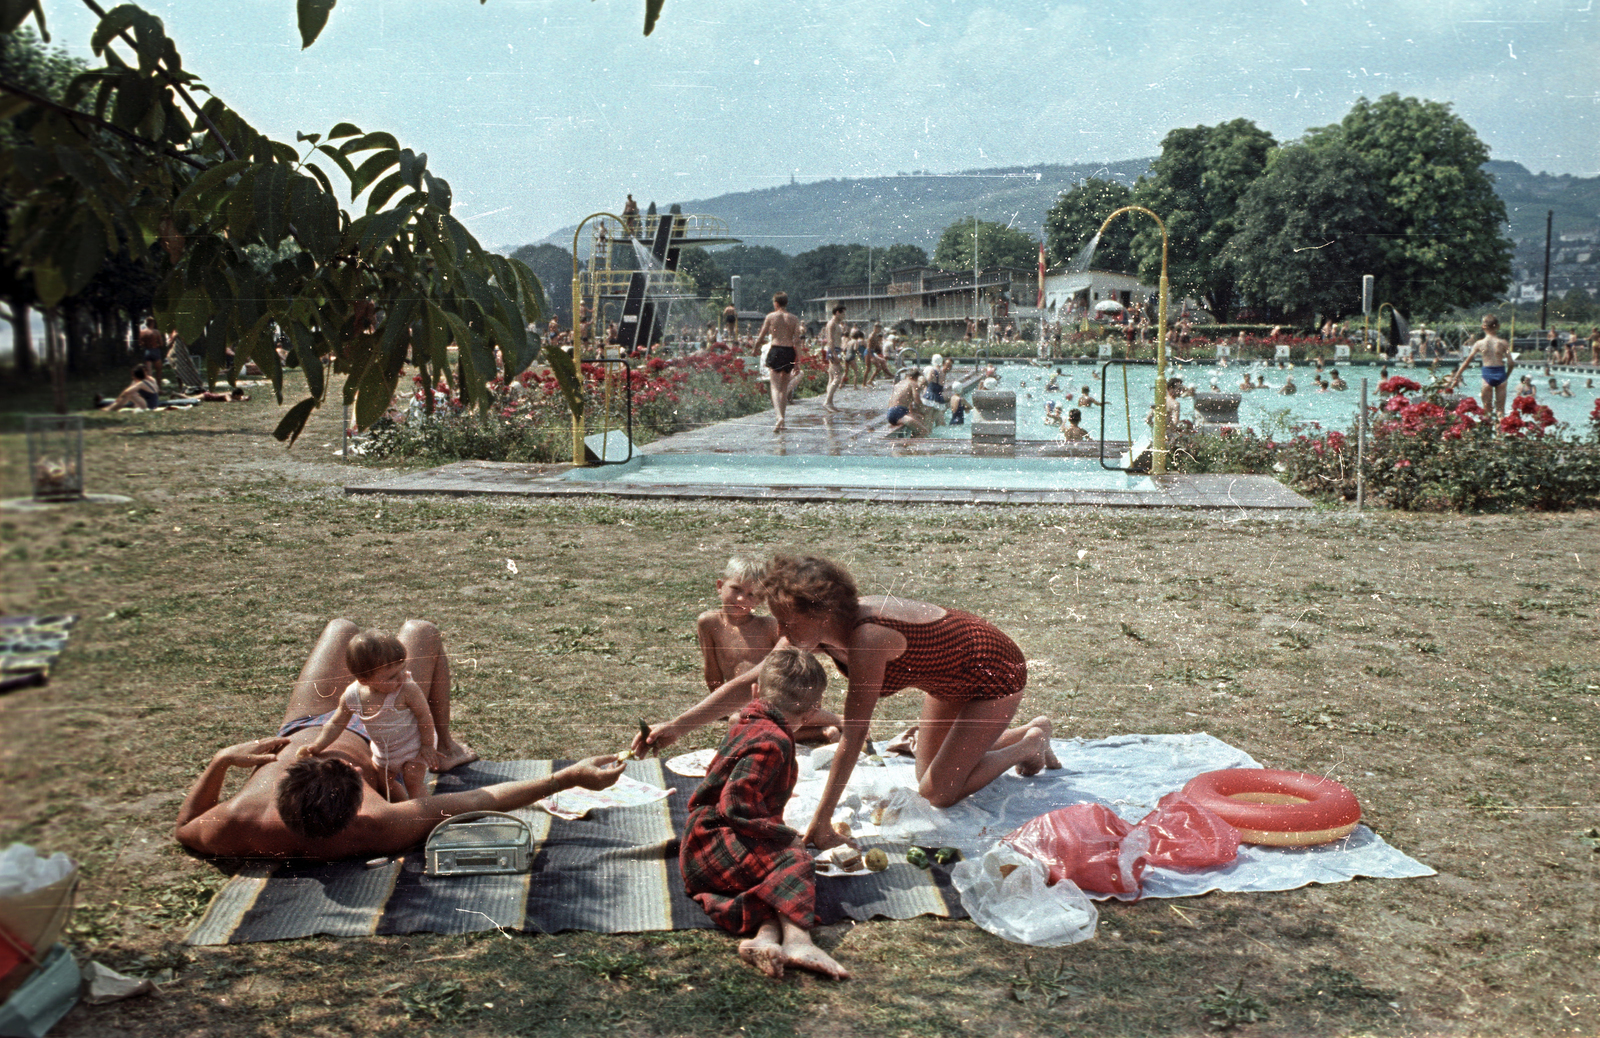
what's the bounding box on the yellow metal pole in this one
[571,212,627,466]
[1097,205,1169,474]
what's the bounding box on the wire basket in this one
[25,416,85,502]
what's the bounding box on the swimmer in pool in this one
[1448,314,1515,418]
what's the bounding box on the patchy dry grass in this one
[1,371,1597,1037]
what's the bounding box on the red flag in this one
[1036,242,1046,308]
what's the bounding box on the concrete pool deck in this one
[345,381,1313,509]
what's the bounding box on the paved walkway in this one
[347,380,1312,509]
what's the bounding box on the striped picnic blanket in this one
[185,758,963,945]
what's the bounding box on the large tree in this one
[711,244,790,311]
[933,217,1039,272]
[509,243,578,326]
[1226,137,1386,323]
[1130,119,1276,321]
[1044,178,1134,272]
[1335,94,1511,315]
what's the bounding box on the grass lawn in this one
[1,371,1596,1037]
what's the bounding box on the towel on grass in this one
[187,734,1431,945]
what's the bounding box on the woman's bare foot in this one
[1013,727,1051,777]
[739,923,785,978]
[432,740,479,773]
[885,725,918,756]
[1020,716,1063,769]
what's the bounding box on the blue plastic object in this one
[0,945,79,1038]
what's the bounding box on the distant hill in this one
[539,158,1154,255]
[536,158,1598,292]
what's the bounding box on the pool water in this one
[930,361,1599,441]
[563,453,1154,491]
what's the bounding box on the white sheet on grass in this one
[783,732,1433,900]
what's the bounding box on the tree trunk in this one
[10,303,35,376]
[43,307,66,414]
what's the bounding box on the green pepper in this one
[905,846,930,869]
[933,846,961,866]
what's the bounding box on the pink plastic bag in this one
[1132,792,1241,870]
[1002,803,1144,895]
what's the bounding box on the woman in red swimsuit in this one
[638,555,1059,851]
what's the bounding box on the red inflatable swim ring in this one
[1180,769,1361,847]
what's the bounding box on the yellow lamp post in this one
[568,212,626,465]
[1097,206,1169,473]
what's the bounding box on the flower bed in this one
[358,346,829,464]
[1168,380,1600,512]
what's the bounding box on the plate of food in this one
[812,843,889,877]
[664,748,719,777]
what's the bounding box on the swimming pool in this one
[562,452,1156,491]
[930,361,1599,441]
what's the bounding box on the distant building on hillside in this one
[812,264,1161,337]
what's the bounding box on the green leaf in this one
[340,132,400,156]
[313,144,357,184]
[542,339,583,415]
[353,356,397,430]
[253,160,291,243]
[297,0,335,49]
[89,4,142,56]
[364,170,408,215]
[325,121,361,140]
[1,0,49,39]
[356,206,411,257]
[174,158,248,214]
[272,397,318,445]
[396,148,425,189]
[643,0,665,36]
[422,171,452,212]
[32,264,66,308]
[285,322,325,401]
[295,131,321,144]
[349,148,398,198]
[289,173,340,261]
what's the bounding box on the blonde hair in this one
[757,645,826,717]
[723,556,766,586]
[346,630,406,680]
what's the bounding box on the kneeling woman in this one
[639,555,1058,850]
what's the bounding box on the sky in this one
[33,0,1600,252]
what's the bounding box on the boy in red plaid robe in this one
[680,646,848,979]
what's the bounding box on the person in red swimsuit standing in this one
[636,555,1060,851]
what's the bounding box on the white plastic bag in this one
[0,845,73,898]
[876,787,950,843]
[950,843,1098,947]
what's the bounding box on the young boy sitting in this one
[698,557,840,742]
[679,647,849,980]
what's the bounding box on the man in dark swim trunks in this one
[175,619,623,860]
[1448,312,1515,418]
[754,292,803,432]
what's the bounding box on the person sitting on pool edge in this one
[175,619,623,859]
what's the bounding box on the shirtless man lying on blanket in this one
[175,619,624,860]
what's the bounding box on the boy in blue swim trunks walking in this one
[1448,313,1514,418]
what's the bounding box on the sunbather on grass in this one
[680,647,848,980]
[175,619,623,860]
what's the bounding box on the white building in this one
[1041,269,1156,314]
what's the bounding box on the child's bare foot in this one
[885,726,918,756]
[782,941,850,980]
[432,740,479,772]
[1021,716,1063,769]
[1013,727,1051,777]
[738,922,785,978]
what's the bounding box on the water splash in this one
[1068,232,1101,274]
